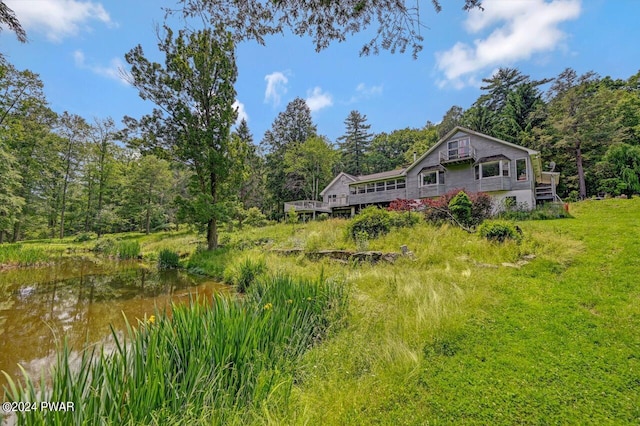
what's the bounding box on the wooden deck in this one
[284,200,332,214]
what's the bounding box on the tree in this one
[261,98,317,216]
[337,110,372,176]
[233,119,264,210]
[0,1,27,43]
[402,124,440,163]
[544,69,622,199]
[84,117,119,235]
[499,83,546,143]
[125,26,238,249]
[284,135,337,201]
[460,104,496,136]
[56,112,90,239]
[174,0,482,58]
[129,155,173,234]
[438,106,464,138]
[0,139,23,243]
[596,143,640,197]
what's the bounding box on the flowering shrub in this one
[423,189,493,227]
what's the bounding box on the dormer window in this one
[419,167,445,186]
[475,156,510,179]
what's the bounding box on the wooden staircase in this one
[535,184,556,202]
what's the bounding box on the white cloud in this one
[233,100,249,124]
[73,49,127,84]
[435,0,581,88]
[356,83,383,97]
[7,0,113,42]
[264,71,288,106]
[305,87,333,112]
[349,82,384,103]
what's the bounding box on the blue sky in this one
[2,0,639,143]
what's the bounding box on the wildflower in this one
[147,315,156,325]
[263,303,273,311]
[286,299,293,304]
[306,297,312,301]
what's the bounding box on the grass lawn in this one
[274,199,640,424]
[2,199,638,424]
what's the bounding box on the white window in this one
[420,170,444,186]
[475,160,510,179]
[396,178,406,189]
[421,171,437,186]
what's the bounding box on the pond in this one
[0,258,229,390]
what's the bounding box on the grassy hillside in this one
[3,199,639,424]
[276,199,639,425]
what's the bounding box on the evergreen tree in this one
[337,110,372,175]
[233,119,264,210]
[261,98,317,217]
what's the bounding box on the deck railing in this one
[284,200,331,212]
[439,145,477,163]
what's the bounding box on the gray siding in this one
[349,188,407,205]
[322,175,351,206]
[406,131,536,199]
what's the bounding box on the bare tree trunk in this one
[207,218,217,250]
[576,143,586,200]
[207,172,218,250]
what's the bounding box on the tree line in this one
[2,56,640,244]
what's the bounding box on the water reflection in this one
[0,258,228,390]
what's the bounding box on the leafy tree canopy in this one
[172,0,483,58]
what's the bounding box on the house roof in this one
[417,164,446,173]
[350,168,406,184]
[475,154,511,164]
[319,172,357,196]
[404,126,539,174]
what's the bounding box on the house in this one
[284,127,560,217]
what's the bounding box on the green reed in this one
[0,244,48,266]
[2,274,347,425]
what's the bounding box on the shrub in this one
[74,232,97,242]
[158,249,180,269]
[317,213,329,221]
[234,257,267,293]
[244,207,268,227]
[346,206,391,240]
[448,191,473,227]
[388,210,421,228]
[499,202,572,221]
[424,189,493,227]
[478,220,523,243]
[286,208,299,224]
[388,198,421,212]
[93,238,117,255]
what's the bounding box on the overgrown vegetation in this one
[0,244,48,267]
[499,201,573,221]
[2,199,639,425]
[346,206,391,240]
[158,249,180,269]
[477,220,523,243]
[3,274,348,425]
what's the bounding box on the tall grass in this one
[2,274,348,425]
[117,241,140,259]
[0,244,48,266]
